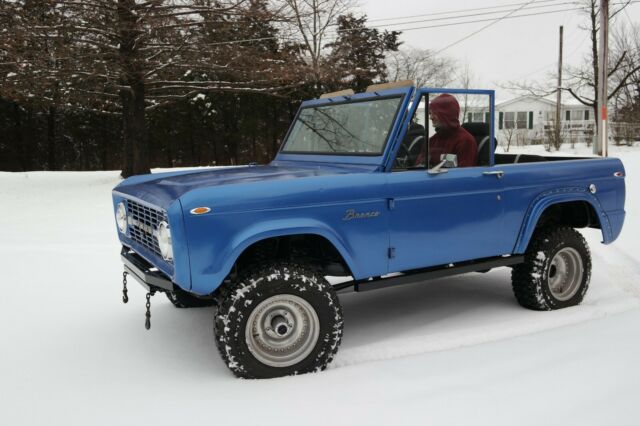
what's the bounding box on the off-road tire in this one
[214,263,343,379]
[512,227,591,310]
[166,286,215,308]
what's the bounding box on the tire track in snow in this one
[331,248,640,369]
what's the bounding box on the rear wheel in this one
[511,227,591,310]
[214,263,343,379]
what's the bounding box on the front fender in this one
[188,217,359,295]
[514,187,613,253]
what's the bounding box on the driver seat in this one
[461,122,495,167]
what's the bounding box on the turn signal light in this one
[190,207,211,215]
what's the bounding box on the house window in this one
[584,110,590,121]
[472,112,484,122]
[570,110,583,121]
[517,111,527,129]
[505,112,515,129]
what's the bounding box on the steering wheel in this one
[395,135,424,168]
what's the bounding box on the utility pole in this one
[556,25,563,150]
[595,0,609,156]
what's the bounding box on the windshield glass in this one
[281,96,403,155]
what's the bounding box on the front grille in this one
[126,199,167,260]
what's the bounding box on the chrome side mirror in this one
[441,153,458,168]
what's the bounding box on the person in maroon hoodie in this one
[415,94,477,168]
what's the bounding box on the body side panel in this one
[180,173,390,295]
[385,166,507,271]
[499,157,626,253]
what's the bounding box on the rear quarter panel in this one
[499,157,626,253]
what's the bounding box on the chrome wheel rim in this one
[245,294,319,368]
[548,247,583,301]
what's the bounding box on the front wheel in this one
[511,227,591,310]
[214,263,343,379]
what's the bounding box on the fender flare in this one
[204,218,359,292]
[513,186,613,253]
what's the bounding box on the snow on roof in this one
[497,95,589,109]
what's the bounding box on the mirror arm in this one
[427,160,448,175]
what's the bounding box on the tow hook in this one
[145,291,156,330]
[122,271,129,304]
[122,270,156,330]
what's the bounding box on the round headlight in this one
[116,202,127,234]
[157,221,173,261]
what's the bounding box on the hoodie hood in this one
[430,94,461,130]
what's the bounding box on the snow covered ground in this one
[1,145,639,426]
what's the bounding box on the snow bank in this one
[0,149,639,425]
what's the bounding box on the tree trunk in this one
[590,0,600,132]
[12,103,25,171]
[24,106,34,171]
[271,103,279,157]
[121,81,150,177]
[46,105,56,170]
[118,0,150,178]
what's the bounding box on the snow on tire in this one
[213,263,343,379]
[511,227,591,310]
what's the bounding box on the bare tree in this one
[562,0,640,130]
[385,47,456,88]
[0,0,74,170]
[1,0,300,176]
[544,118,564,151]
[500,126,517,152]
[610,21,640,123]
[506,1,639,133]
[278,0,354,88]
[457,62,483,121]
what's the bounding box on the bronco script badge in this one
[342,209,381,221]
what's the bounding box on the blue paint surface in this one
[112,85,627,295]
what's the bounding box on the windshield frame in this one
[279,94,406,157]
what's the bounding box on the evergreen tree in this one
[325,15,401,93]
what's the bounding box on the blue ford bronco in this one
[112,82,626,379]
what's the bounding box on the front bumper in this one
[121,247,173,292]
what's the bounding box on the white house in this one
[469,95,595,146]
[415,93,637,147]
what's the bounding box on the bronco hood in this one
[113,162,374,209]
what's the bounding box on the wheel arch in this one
[192,219,359,295]
[514,188,612,253]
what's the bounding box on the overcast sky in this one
[356,0,640,100]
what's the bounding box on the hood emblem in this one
[343,209,380,221]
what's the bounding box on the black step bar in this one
[121,247,174,292]
[335,255,524,293]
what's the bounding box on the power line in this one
[434,0,547,55]
[204,1,638,47]
[367,1,577,29]
[370,7,584,39]
[366,0,569,24]
[428,0,638,54]
[206,5,578,46]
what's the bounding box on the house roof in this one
[496,95,588,109]
[496,95,556,109]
